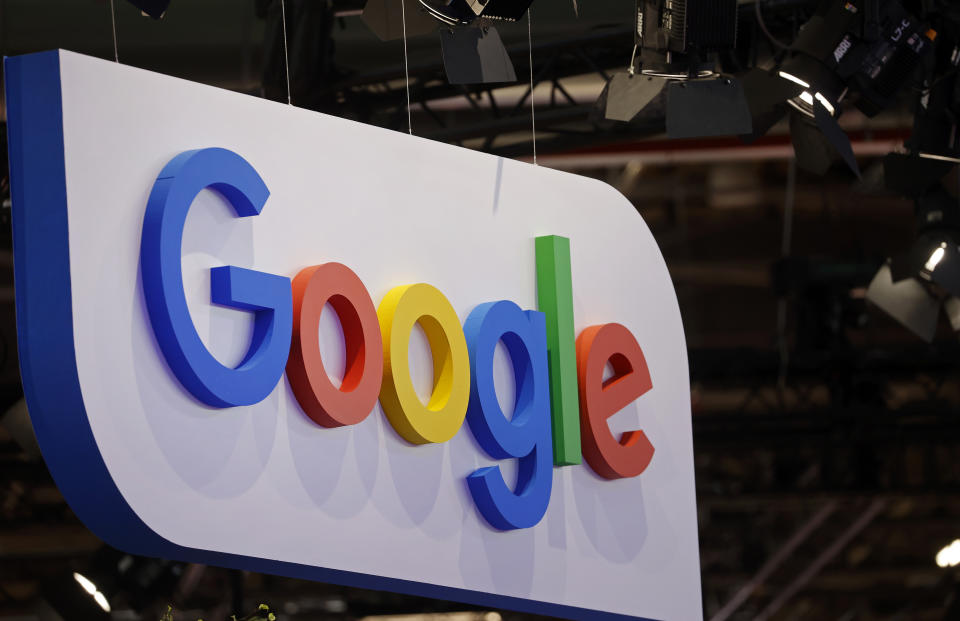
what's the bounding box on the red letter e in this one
[576,324,655,479]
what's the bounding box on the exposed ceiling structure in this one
[1,1,960,620]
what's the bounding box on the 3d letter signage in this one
[5,50,702,620]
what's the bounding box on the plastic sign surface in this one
[5,50,701,620]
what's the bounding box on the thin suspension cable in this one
[528,8,537,165]
[401,0,413,134]
[755,0,789,51]
[628,0,641,73]
[281,0,292,105]
[109,0,119,62]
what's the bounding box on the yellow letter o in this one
[378,283,470,444]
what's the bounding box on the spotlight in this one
[889,233,960,297]
[937,539,960,568]
[418,0,479,26]
[43,547,185,620]
[428,0,534,84]
[867,30,960,338]
[361,0,532,82]
[778,56,842,120]
[417,0,534,26]
[463,0,535,22]
[866,187,960,341]
[41,572,111,621]
[742,0,936,176]
[600,0,753,139]
[125,0,170,19]
[74,573,112,613]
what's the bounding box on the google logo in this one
[141,148,656,532]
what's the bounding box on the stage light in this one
[361,0,533,82]
[776,51,847,122]
[865,262,941,341]
[418,0,476,26]
[599,0,752,139]
[925,243,946,272]
[787,0,932,119]
[415,0,533,84]
[417,0,534,26]
[777,69,837,116]
[74,573,112,613]
[866,188,960,342]
[778,72,808,89]
[741,0,936,176]
[937,539,960,568]
[42,548,185,620]
[464,0,534,22]
[125,0,170,19]
[41,572,111,621]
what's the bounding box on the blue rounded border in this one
[4,50,655,621]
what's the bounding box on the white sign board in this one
[5,50,701,620]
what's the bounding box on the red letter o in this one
[287,263,383,427]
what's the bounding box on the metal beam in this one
[710,502,839,621]
[753,500,888,621]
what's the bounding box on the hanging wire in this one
[109,0,119,62]
[628,43,640,74]
[401,0,413,134]
[755,0,790,51]
[528,8,537,165]
[628,0,642,74]
[281,0,292,105]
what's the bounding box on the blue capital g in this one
[140,148,292,407]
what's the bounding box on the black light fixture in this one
[418,0,534,26]
[426,0,535,85]
[781,2,934,120]
[418,0,480,26]
[125,0,171,19]
[41,572,112,621]
[599,0,752,139]
[462,0,535,23]
[866,187,960,342]
[864,14,960,341]
[888,54,960,187]
[360,0,533,83]
[742,0,936,177]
